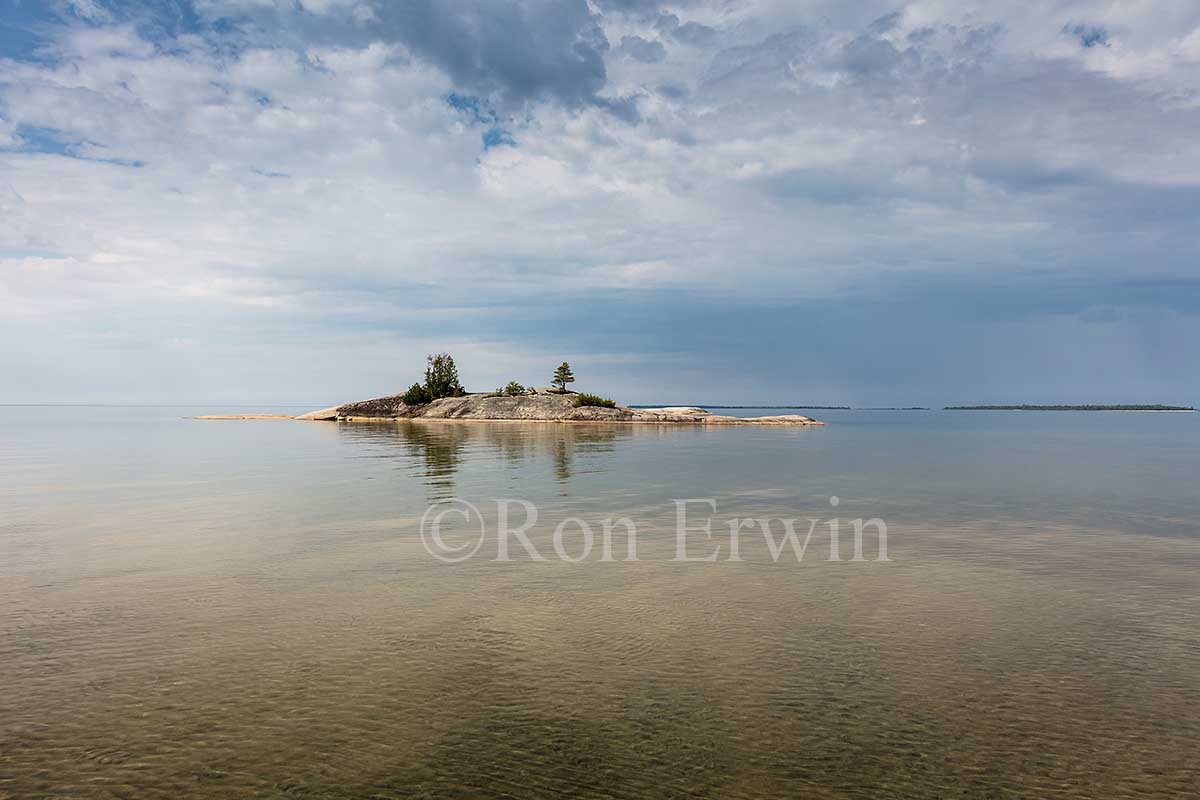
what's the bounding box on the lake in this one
[2,407,1198,798]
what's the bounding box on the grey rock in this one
[331,393,823,426]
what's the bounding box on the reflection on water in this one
[1,408,1198,798]
[338,421,633,497]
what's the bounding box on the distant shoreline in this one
[629,405,851,410]
[945,405,1195,412]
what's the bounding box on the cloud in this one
[617,35,667,64]
[653,13,717,47]
[186,0,623,113]
[1,0,1200,402]
[367,0,613,111]
[836,34,901,76]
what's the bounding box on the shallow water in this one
[1,407,1198,798]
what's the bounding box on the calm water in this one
[2,407,1198,798]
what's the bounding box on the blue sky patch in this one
[445,92,498,125]
[1064,23,1109,48]
[5,124,144,167]
[482,127,516,150]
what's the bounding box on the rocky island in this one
[287,389,822,425]
[200,355,824,426]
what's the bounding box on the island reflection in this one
[335,421,637,497]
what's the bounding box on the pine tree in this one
[552,362,575,393]
[424,353,465,399]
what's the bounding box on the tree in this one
[424,353,465,399]
[551,362,575,392]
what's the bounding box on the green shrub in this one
[489,381,528,397]
[573,393,616,408]
[401,382,430,405]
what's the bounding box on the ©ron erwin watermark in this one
[419,497,890,564]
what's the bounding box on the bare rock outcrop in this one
[331,393,822,426]
[295,405,341,421]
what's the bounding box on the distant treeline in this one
[630,405,852,410]
[945,404,1194,412]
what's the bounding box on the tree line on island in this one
[400,354,615,408]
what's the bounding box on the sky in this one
[1,0,1199,406]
